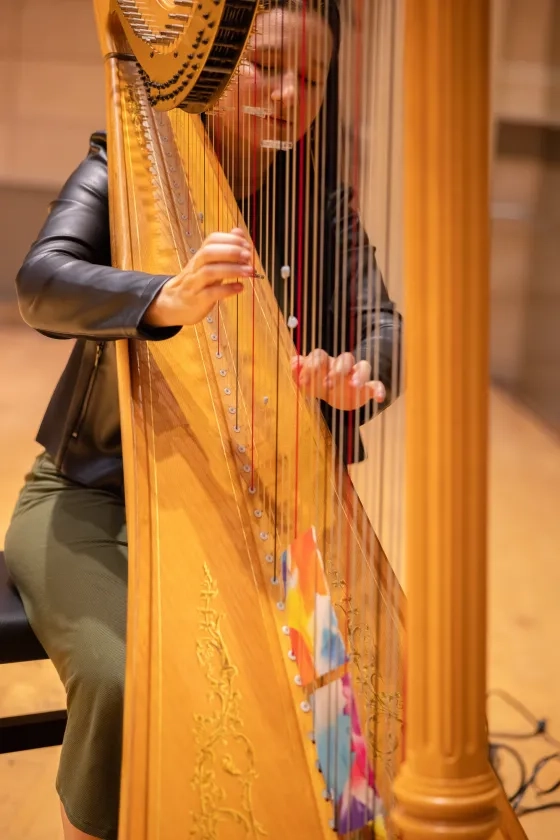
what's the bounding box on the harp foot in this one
[392,768,501,839]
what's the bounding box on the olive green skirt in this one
[4,451,127,840]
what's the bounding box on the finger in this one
[350,360,372,389]
[191,237,252,272]
[194,262,255,289]
[366,380,386,402]
[192,253,254,292]
[206,282,245,304]
[290,351,328,389]
[325,352,355,387]
[204,230,251,248]
[299,348,329,386]
[195,243,254,270]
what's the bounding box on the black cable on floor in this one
[488,688,560,819]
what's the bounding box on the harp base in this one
[392,767,501,840]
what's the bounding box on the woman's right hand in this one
[144,228,253,328]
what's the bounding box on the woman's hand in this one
[291,349,386,410]
[144,228,253,327]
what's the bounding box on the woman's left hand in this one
[291,350,386,410]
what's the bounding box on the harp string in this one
[381,0,404,801]
[368,0,395,810]
[368,2,384,812]
[261,25,273,505]
[289,0,305,645]
[250,58,257,493]
[332,0,347,817]
[310,1,325,763]
[345,0,359,822]
[288,1,297,561]
[270,16,282,578]
[316,1,330,679]
[253,38,263,501]
[234,79,241,431]
[364,0,385,812]
[348,0,366,822]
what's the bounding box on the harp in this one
[91,0,527,837]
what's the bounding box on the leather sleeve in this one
[328,187,403,416]
[15,132,180,342]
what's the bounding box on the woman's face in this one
[213,8,334,151]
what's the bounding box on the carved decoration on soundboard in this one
[191,564,266,838]
[325,552,403,765]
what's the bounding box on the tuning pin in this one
[243,105,273,118]
[261,140,294,151]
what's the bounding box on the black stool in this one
[0,549,67,753]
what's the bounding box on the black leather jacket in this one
[16,132,401,496]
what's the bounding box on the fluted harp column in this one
[392,1,501,839]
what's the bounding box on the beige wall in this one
[0,184,56,308]
[495,0,560,127]
[0,0,105,190]
[491,0,560,431]
[0,0,105,304]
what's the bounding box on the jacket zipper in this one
[71,342,104,439]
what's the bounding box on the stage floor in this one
[1,325,559,839]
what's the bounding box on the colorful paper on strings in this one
[313,675,386,835]
[280,527,386,835]
[281,526,347,685]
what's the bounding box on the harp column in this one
[392,1,501,839]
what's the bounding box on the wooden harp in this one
[91,0,527,837]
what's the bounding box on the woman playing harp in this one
[5,2,401,838]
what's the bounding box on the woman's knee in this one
[65,619,126,725]
[56,625,125,840]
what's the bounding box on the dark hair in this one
[260,0,341,50]
[261,0,342,181]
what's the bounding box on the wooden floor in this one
[1,324,559,839]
